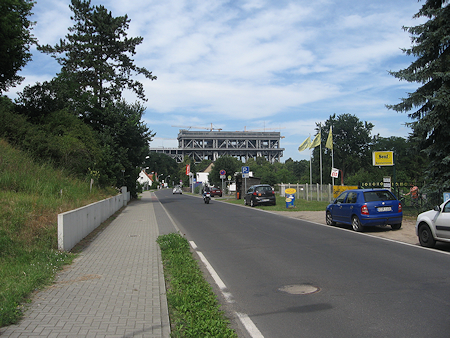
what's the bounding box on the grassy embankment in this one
[0,139,116,327]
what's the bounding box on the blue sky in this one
[6,0,425,161]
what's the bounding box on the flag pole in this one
[332,148,334,187]
[319,124,322,200]
[325,125,334,196]
[309,134,312,187]
[331,126,334,188]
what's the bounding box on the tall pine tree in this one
[388,0,450,195]
[34,0,157,196]
[38,0,156,121]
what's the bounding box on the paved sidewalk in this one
[1,191,170,337]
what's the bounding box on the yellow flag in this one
[298,136,311,152]
[326,126,333,150]
[310,132,321,148]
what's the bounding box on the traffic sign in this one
[242,166,250,179]
[220,169,226,176]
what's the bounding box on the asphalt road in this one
[156,190,450,338]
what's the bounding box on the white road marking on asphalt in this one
[190,241,264,338]
[236,312,265,338]
[196,251,227,290]
[189,241,197,250]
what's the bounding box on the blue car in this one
[326,189,403,231]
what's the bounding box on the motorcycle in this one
[203,192,211,204]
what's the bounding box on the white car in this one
[172,186,182,194]
[415,200,450,247]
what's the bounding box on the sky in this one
[6,0,426,162]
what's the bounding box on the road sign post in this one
[242,166,250,194]
[220,170,226,195]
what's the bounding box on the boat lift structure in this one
[149,128,285,164]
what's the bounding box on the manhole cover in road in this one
[278,284,319,295]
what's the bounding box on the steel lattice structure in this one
[150,130,284,163]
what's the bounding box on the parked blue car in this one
[326,189,403,231]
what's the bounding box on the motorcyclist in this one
[202,184,211,203]
[202,184,210,196]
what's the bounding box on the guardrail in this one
[57,187,130,251]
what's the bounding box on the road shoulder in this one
[269,210,419,245]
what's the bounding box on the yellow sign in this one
[285,188,296,194]
[333,186,358,199]
[373,151,394,166]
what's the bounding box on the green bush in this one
[0,104,100,177]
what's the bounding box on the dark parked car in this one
[244,184,276,207]
[326,189,402,231]
[210,187,222,197]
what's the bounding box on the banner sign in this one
[333,186,358,199]
[373,151,394,166]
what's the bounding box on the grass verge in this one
[157,233,238,338]
[222,194,330,211]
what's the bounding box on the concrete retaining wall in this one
[58,187,130,251]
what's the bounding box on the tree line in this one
[170,113,423,191]
[1,0,156,197]
[1,0,449,204]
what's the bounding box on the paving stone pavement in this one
[1,191,171,337]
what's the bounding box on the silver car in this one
[172,186,183,194]
[416,200,450,247]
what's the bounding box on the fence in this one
[277,183,334,202]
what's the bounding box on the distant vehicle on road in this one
[172,186,182,194]
[210,187,222,197]
[326,189,402,232]
[416,200,450,248]
[244,184,276,207]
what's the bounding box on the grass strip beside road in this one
[157,233,238,338]
[223,194,330,211]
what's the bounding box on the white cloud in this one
[4,0,426,162]
[32,0,72,46]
